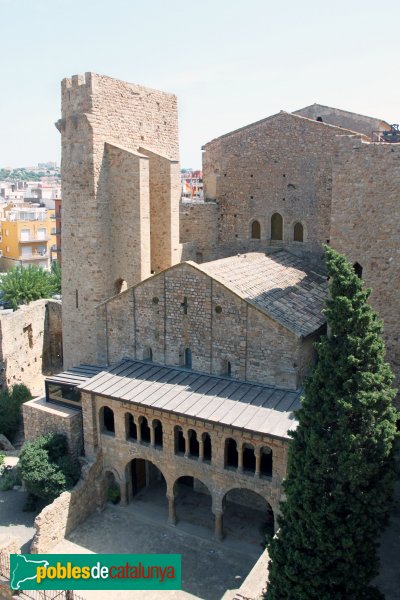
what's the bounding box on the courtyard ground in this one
[53,496,263,600]
[0,489,36,554]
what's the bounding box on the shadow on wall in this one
[42,301,63,375]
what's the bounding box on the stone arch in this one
[143,347,153,361]
[271,212,283,240]
[293,221,304,242]
[126,456,168,501]
[260,445,273,477]
[225,437,238,468]
[173,475,214,532]
[125,412,137,441]
[250,219,261,240]
[174,425,186,454]
[222,487,275,545]
[138,415,151,443]
[202,432,212,463]
[242,442,256,473]
[152,418,163,447]
[99,405,115,434]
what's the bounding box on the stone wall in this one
[179,200,219,262]
[0,536,20,598]
[23,397,83,456]
[293,104,390,139]
[59,73,181,369]
[330,136,400,387]
[0,299,62,396]
[100,262,314,390]
[107,143,151,290]
[202,112,364,267]
[30,452,103,553]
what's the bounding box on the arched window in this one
[242,443,256,472]
[353,262,363,279]
[202,433,212,462]
[260,446,273,477]
[188,429,199,457]
[115,278,127,294]
[139,416,151,443]
[184,348,192,369]
[251,220,261,240]
[225,438,238,469]
[293,222,304,242]
[271,213,283,240]
[175,426,186,454]
[101,406,115,434]
[144,347,153,361]
[153,419,163,447]
[125,413,137,440]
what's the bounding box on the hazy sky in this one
[1,0,399,169]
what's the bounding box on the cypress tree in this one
[265,246,398,600]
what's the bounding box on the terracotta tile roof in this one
[196,251,327,337]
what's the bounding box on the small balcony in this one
[19,252,48,261]
[19,236,50,243]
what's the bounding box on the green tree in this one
[0,265,56,309]
[265,246,398,600]
[0,384,32,441]
[50,260,61,295]
[18,433,81,502]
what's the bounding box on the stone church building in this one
[23,73,399,544]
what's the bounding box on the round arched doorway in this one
[173,476,213,533]
[222,488,274,547]
[127,458,167,516]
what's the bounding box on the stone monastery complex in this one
[23,72,400,545]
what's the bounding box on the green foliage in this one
[0,453,4,470]
[107,482,121,504]
[0,168,58,182]
[18,433,81,502]
[0,466,21,491]
[50,261,61,295]
[265,246,398,600]
[0,384,32,441]
[0,265,57,309]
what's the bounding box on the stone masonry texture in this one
[0,299,62,396]
[58,73,181,369]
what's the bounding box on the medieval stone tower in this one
[57,73,181,368]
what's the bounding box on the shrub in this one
[0,466,21,491]
[107,482,121,504]
[50,261,61,295]
[18,433,81,502]
[0,384,32,441]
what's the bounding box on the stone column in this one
[238,443,243,472]
[255,447,261,477]
[214,510,224,541]
[120,481,128,506]
[167,496,177,526]
[137,421,142,443]
[199,437,204,461]
[114,411,126,441]
[184,432,190,458]
[150,425,155,448]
